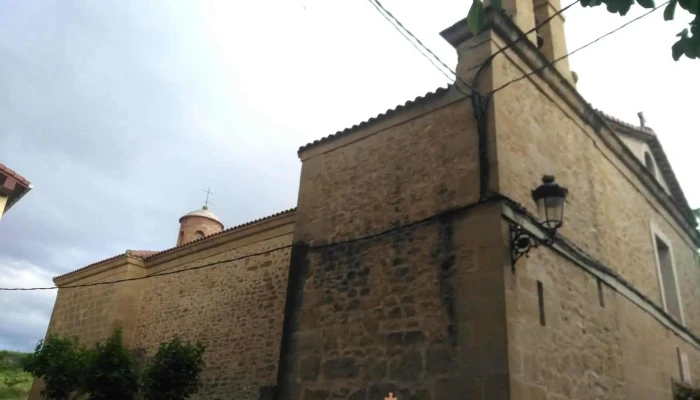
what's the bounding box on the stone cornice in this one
[503,201,700,350]
[53,255,145,286]
[145,209,296,269]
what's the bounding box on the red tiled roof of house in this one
[0,163,30,187]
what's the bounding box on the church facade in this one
[31,3,700,400]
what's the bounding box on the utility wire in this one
[367,0,477,95]
[487,0,669,95]
[468,0,581,74]
[367,0,457,84]
[1,196,504,291]
[2,4,658,292]
[0,245,294,291]
[369,0,579,96]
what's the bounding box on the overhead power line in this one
[2,4,661,292]
[469,0,581,75]
[367,0,457,84]
[368,0,579,96]
[487,0,669,95]
[0,245,295,291]
[1,196,503,291]
[367,0,477,95]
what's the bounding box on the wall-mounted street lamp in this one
[510,175,569,265]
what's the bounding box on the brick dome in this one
[178,205,223,225]
[176,205,224,246]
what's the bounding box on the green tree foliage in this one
[21,330,206,400]
[141,337,206,400]
[466,0,700,61]
[22,336,86,400]
[83,328,139,400]
[0,351,26,371]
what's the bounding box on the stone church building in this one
[31,1,700,399]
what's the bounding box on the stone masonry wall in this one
[505,240,700,399]
[43,260,146,346]
[282,92,514,399]
[131,232,293,400]
[282,203,511,400]
[492,51,700,333]
[294,90,480,244]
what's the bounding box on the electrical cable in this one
[487,0,669,95]
[367,0,476,95]
[369,0,579,96]
[2,4,661,292]
[367,0,457,84]
[0,195,506,291]
[469,0,581,76]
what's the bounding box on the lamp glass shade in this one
[531,175,568,231]
[537,196,565,230]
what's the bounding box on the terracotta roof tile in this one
[596,110,655,137]
[53,250,156,281]
[53,209,296,282]
[0,163,30,186]
[125,250,159,258]
[142,208,296,260]
[54,253,127,281]
[297,86,453,154]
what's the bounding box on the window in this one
[652,230,684,323]
[644,151,656,177]
[194,230,205,240]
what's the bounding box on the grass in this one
[0,370,32,400]
[0,351,31,400]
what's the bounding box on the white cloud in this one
[0,260,56,351]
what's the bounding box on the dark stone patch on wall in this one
[276,219,474,400]
[434,216,458,347]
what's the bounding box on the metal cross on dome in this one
[203,187,215,208]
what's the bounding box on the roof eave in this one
[3,183,33,214]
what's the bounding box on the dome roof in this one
[179,205,223,225]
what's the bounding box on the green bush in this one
[141,337,205,400]
[23,336,86,400]
[83,328,139,400]
[21,330,205,400]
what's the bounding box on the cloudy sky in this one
[0,0,697,351]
